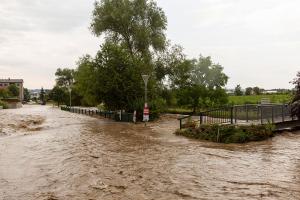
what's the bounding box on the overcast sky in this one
[0,0,299,89]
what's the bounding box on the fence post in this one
[200,112,203,125]
[246,104,249,122]
[271,106,274,123]
[260,106,263,124]
[180,119,182,129]
[230,106,234,124]
[282,104,285,122]
[234,106,237,124]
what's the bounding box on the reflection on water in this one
[0,105,300,199]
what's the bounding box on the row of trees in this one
[234,85,264,96]
[50,0,229,115]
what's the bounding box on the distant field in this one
[228,94,291,105]
[165,94,292,114]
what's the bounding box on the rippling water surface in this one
[0,105,300,200]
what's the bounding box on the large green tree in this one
[234,84,243,96]
[91,0,167,58]
[49,86,67,107]
[291,72,300,118]
[75,42,147,111]
[172,56,228,112]
[23,88,31,102]
[55,68,74,88]
[74,0,169,112]
[245,87,253,96]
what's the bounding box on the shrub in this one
[175,124,275,144]
[0,100,8,109]
[149,98,167,120]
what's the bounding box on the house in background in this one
[0,79,24,108]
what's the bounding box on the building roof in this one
[0,79,23,83]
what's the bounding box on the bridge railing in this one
[179,104,295,129]
[61,106,134,122]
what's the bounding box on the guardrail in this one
[178,104,295,129]
[61,106,134,122]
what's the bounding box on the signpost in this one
[143,104,149,122]
[142,75,150,124]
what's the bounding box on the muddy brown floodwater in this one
[0,105,300,200]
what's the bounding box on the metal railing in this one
[179,104,295,129]
[61,106,134,122]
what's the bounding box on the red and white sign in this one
[143,105,149,122]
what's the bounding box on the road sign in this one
[143,106,149,122]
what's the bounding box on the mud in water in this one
[0,105,300,200]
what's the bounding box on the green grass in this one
[229,94,291,105]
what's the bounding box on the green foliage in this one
[40,87,45,104]
[229,94,291,105]
[73,55,98,106]
[291,71,300,118]
[0,88,9,99]
[7,84,19,97]
[91,0,167,57]
[23,88,30,102]
[55,68,74,88]
[234,84,243,96]
[172,56,229,112]
[49,86,67,107]
[175,124,275,144]
[52,0,231,121]
[245,87,253,95]
[0,100,8,109]
[253,86,262,95]
[148,98,166,120]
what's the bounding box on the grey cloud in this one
[0,0,93,33]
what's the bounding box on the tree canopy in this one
[291,72,300,118]
[7,84,19,97]
[91,0,167,58]
[51,0,230,117]
[234,84,243,96]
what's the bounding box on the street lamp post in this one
[142,75,149,123]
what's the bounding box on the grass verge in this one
[175,123,275,143]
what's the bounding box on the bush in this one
[175,124,275,144]
[149,98,167,120]
[0,100,8,109]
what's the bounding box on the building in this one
[0,78,24,101]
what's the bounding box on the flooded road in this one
[0,105,300,200]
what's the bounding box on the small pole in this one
[180,118,182,129]
[261,106,263,124]
[200,112,203,125]
[246,104,249,122]
[271,106,274,124]
[282,104,285,122]
[230,106,234,124]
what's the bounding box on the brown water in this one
[0,105,300,200]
